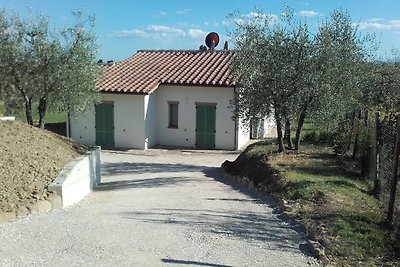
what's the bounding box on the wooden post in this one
[372,112,380,196]
[352,109,362,159]
[386,115,400,224]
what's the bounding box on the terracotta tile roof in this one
[96,50,236,94]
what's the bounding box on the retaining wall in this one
[0,146,101,223]
[48,146,101,207]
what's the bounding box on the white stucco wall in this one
[261,115,276,138]
[70,93,146,149]
[144,94,157,149]
[71,87,251,150]
[70,106,96,146]
[152,85,239,150]
[237,117,250,150]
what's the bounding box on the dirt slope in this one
[0,120,86,212]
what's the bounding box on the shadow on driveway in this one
[98,159,314,258]
[101,161,206,176]
[97,161,214,191]
[161,258,233,267]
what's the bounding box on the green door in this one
[95,103,114,147]
[196,105,216,149]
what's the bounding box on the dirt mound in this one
[222,143,284,192]
[0,120,87,212]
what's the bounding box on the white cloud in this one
[153,11,167,18]
[368,17,384,22]
[204,21,220,27]
[147,24,185,36]
[298,10,319,17]
[188,29,207,39]
[175,9,191,15]
[356,19,400,31]
[114,24,207,40]
[114,29,149,38]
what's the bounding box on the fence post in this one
[372,112,380,196]
[352,109,362,159]
[386,115,400,224]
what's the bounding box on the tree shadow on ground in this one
[95,176,197,191]
[99,160,314,258]
[97,162,211,191]
[161,259,232,267]
[115,166,314,256]
[101,162,205,176]
[120,207,311,255]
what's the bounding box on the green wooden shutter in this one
[95,103,114,147]
[196,105,216,149]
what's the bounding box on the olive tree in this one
[0,9,100,128]
[230,8,375,152]
[230,9,316,152]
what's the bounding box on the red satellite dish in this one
[205,32,220,49]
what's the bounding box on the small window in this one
[168,102,179,128]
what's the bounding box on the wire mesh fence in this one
[351,111,400,226]
[378,123,399,224]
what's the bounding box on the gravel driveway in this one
[0,148,319,267]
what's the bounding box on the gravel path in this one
[0,148,319,267]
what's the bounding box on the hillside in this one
[0,120,87,212]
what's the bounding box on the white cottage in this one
[70,50,272,150]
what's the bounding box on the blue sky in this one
[2,0,400,61]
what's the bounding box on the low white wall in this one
[49,147,101,207]
[0,116,15,121]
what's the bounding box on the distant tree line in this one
[230,7,400,152]
[0,9,100,128]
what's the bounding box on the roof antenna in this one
[205,32,219,51]
[224,41,228,50]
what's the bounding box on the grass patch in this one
[0,102,66,123]
[233,141,393,265]
[0,102,5,116]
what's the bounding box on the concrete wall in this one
[70,94,146,149]
[152,85,238,150]
[49,147,101,207]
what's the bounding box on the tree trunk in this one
[294,106,307,150]
[38,96,47,129]
[274,109,285,153]
[285,118,293,149]
[24,96,33,125]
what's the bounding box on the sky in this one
[1,0,400,61]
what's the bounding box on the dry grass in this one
[238,141,395,266]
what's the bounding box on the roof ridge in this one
[137,49,234,53]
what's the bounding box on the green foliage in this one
[229,7,377,152]
[0,9,100,127]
